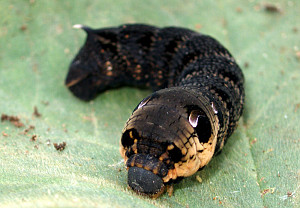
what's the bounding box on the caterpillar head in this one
[126,154,167,197]
[120,87,219,197]
[128,167,165,197]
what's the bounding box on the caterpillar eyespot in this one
[65,24,245,198]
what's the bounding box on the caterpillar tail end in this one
[72,24,93,33]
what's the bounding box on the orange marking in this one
[66,77,85,87]
[129,131,134,139]
[152,168,158,175]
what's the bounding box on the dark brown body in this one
[65,24,245,197]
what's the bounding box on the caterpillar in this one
[65,24,245,198]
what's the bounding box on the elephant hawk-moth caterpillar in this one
[65,24,245,198]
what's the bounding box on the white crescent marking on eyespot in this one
[211,102,218,114]
[189,114,199,128]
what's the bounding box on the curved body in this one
[66,24,245,197]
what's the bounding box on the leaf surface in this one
[1,0,299,207]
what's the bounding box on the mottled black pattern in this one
[65,24,245,197]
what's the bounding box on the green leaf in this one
[1,0,299,207]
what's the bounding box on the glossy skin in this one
[65,24,245,197]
